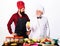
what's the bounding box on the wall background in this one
[0,0,60,46]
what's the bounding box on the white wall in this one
[0,0,60,46]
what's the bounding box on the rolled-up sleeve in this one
[7,15,14,34]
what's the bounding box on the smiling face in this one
[36,10,43,17]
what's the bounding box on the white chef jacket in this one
[29,16,50,40]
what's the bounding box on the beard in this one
[20,11,25,16]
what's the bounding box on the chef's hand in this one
[26,25,30,30]
[26,26,31,35]
[11,33,17,36]
[26,31,31,35]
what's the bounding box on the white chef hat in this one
[36,5,44,14]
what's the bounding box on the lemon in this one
[26,22,30,27]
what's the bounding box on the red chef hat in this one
[17,1,25,9]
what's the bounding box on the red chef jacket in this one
[7,12,30,34]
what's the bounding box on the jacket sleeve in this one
[45,19,50,38]
[25,14,30,21]
[7,15,14,34]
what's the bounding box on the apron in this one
[15,17,28,38]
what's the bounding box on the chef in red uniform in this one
[7,1,30,38]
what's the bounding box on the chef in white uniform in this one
[29,6,50,40]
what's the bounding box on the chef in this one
[7,1,30,38]
[29,5,50,40]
